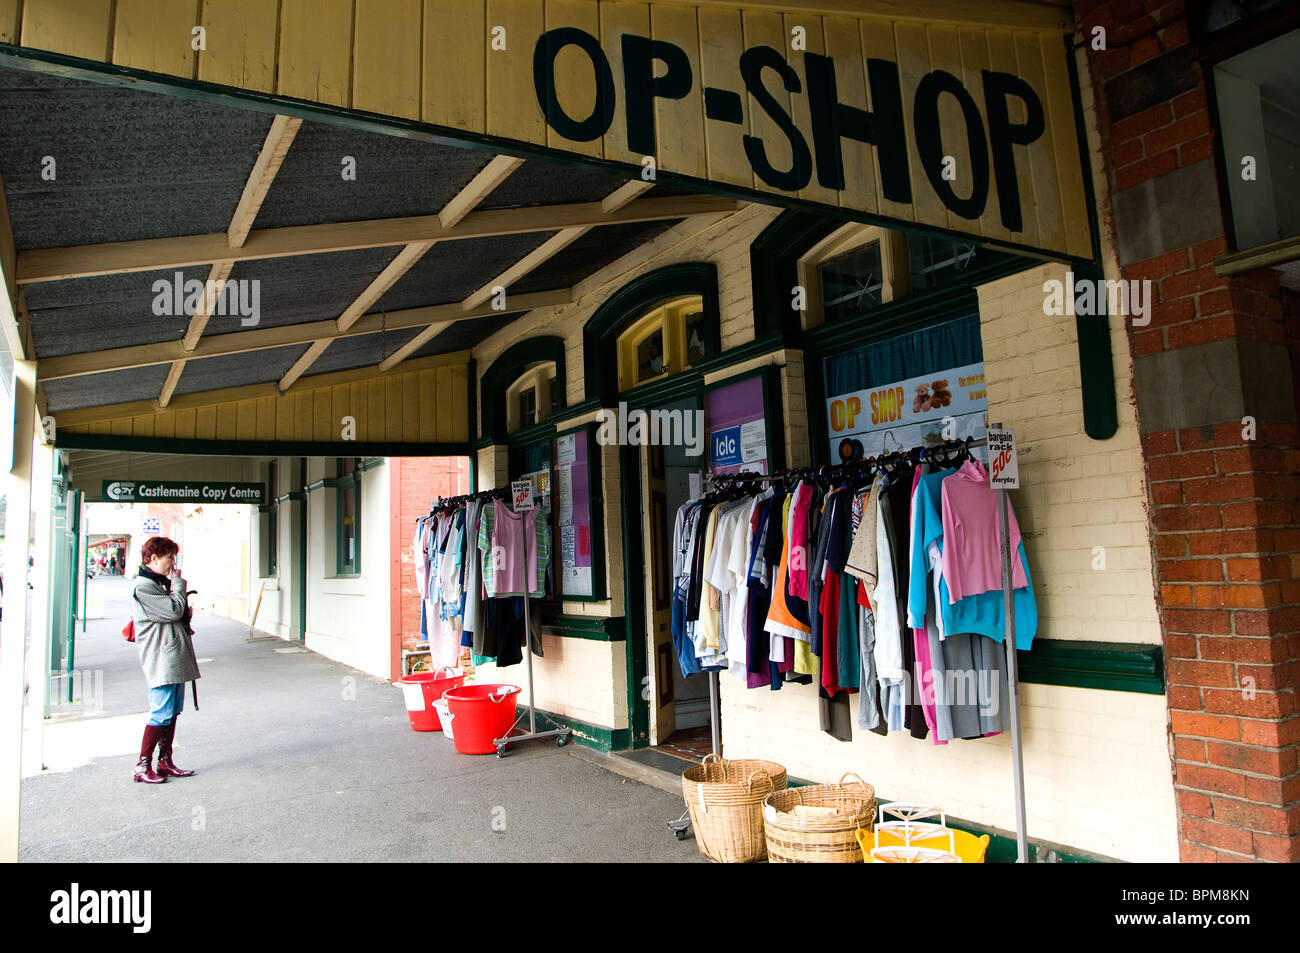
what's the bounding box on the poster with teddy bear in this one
[826,362,988,463]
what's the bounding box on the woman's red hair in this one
[141,536,179,562]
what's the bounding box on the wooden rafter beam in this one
[376,322,455,373]
[277,152,527,390]
[601,180,655,213]
[37,290,572,381]
[16,195,742,284]
[440,155,525,230]
[381,179,671,374]
[162,114,301,408]
[228,116,302,249]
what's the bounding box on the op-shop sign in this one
[512,3,1092,259]
[103,481,264,504]
[988,429,1019,489]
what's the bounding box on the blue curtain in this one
[825,312,982,396]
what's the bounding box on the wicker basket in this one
[762,772,877,863]
[682,754,788,863]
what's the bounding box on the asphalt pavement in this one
[20,575,706,863]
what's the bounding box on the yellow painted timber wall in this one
[55,356,471,445]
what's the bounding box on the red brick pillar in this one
[1075,0,1300,861]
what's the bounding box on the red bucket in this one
[443,684,521,754]
[398,669,466,731]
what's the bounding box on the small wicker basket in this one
[681,754,789,863]
[762,772,877,863]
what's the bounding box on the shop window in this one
[820,240,885,322]
[1212,27,1300,252]
[823,312,988,462]
[616,294,707,391]
[506,362,556,434]
[336,457,361,575]
[905,233,985,295]
[801,224,998,329]
[518,387,537,428]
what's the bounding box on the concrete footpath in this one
[21,576,705,863]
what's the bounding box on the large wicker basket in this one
[762,772,877,863]
[682,754,788,863]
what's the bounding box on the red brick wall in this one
[1076,0,1300,861]
[395,457,470,652]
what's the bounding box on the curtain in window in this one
[824,312,982,396]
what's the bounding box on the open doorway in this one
[639,396,712,760]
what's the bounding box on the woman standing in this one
[131,536,200,784]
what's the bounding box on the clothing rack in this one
[417,487,571,757]
[673,433,1031,861]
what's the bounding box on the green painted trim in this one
[583,263,721,406]
[1017,640,1164,695]
[53,433,472,458]
[617,369,703,411]
[750,211,842,342]
[553,421,608,601]
[305,479,328,493]
[335,459,362,576]
[514,706,630,752]
[538,613,626,642]
[547,397,604,427]
[467,357,479,445]
[480,336,566,444]
[357,457,386,472]
[1065,44,1118,441]
[507,419,558,448]
[619,442,651,749]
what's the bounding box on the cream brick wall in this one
[978,263,1162,646]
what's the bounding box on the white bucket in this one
[432,697,455,739]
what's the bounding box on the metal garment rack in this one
[666,435,1031,860]
[424,489,572,758]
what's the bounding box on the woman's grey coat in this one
[132,571,201,688]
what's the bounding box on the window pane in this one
[1213,28,1300,248]
[820,242,884,322]
[519,387,536,427]
[684,309,706,365]
[636,327,665,381]
[906,234,982,294]
[342,486,356,568]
